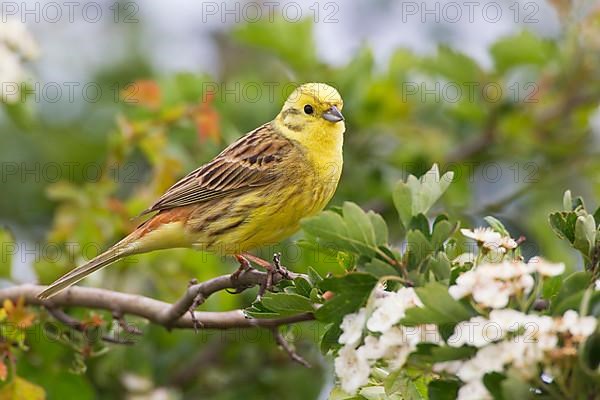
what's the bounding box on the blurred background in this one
[1,0,600,398]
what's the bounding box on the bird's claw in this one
[272,252,292,280]
[232,255,253,282]
[233,253,292,300]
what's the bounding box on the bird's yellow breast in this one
[186,132,343,255]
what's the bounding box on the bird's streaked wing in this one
[141,123,294,214]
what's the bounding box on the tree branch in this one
[156,268,303,326]
[0,278,314,331]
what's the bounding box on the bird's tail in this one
[37,238,137,300]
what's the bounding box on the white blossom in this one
[357,335,387,360]
[489,309,526,331]
[472,281,511,308]
[557,310,597,338]
[448,317,500,348]
[339,308,367,346]
[457,380,492,400]
[453,253,476,266]
[528,257,565,277]
[378,326,408,347]
[461,228,502,245]
[572,311,591,332]
[449,261,536,308]
[386,345,413,370]
[464,343,507,381]
[433,360,463,375]
[499,236,518,250]
[334,346,370,394]
[366,288,421,332]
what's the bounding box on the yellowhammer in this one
[38,82,345,299]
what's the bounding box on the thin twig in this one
[271,327,311,368]
[111,311,142,336]
[46,307,134,345]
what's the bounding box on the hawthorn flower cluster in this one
[460,227,517,254]
[448,257,565,308]
[334,287,441,394]
[436,309,597,399]
[333,227,598,398]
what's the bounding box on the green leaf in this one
[405,230,433,270]
[500,375,532,399]
[542,275,563,301]
[402,282,472,326]
[431,220,457,251]
[421,46,481,84]
[384,370,404,396]
[337,252,356,271]
[316,273,377,323]
[393,164,454,228]
[315,293,363,324]
[554,292,585,315]
[490,30,555,73]
[362,258,400,278]
[427,253,451,281]
[548,211,578,243]
[343,202,377,248]
[428,380,459,400]
[244,302,283,319]
[301,211,349,251]
[360,385,403,400]
[292,277,313,298]
[484,216,510,237]
[233,18,317,72]
[308,267,323,285]
[392,182,413,229]
[593,207,600,228]
[260,293,314,315]
[301,204,389,259]
[563,190,573,212]
[321,323,342,354]
[483,372,506,399]
[552,271,592,314]
[368,211,389,245]
[579,332,600,375]
[574,214,596,257]
[318,273,378,293]
[430,345,476,362]
[409,214,431,238]
[383,368,429,399]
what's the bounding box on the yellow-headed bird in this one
[38,83,345,299]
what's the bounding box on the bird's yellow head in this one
[275,83,345,152]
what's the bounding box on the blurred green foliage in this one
[1,3,600,399]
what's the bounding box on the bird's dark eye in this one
[303,104,314,115]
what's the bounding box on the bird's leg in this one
[226,255,256,295]
[232,254,253,281]
[240,253,277,297]
[271,252,292,280]
[241,253,274,270]
[240,253,293,298]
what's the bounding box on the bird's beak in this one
[322,106,344,123]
